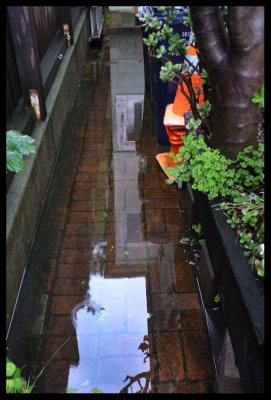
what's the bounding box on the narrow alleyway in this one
[7,12,215,393]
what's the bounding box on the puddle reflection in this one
[68,276,149,393]
[67,27,151,393]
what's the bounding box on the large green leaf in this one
[6,150,25,172]
[6,361,16,377]
[6,130,36,173]
[6,130,36,155]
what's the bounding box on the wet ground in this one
[7,12,215,393]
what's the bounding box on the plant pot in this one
[192,189,264,393]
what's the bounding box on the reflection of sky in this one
[67,276,149,393]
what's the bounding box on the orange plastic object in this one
[156,153,176,181]
[172,74,204,116]
[163,103,185,128]
[165,125,186,167]
[157,45,204,179]
[172,45,204,116]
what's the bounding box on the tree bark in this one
[190,6,264,159]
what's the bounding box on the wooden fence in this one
[6,6,84,124]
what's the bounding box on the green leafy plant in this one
[186,116,201,131]
[67,388,77,393]
[157,6,180,24]
[91,388,103,393]
[67,387,103,394]
[166,129,234,200]
[102,9,111,26]
[167,33,188,56]
[252,87,264,108]
[220,190,264,277]
[200,68,210,85]
[6,357,32,393]
[159,61,182,83]
[156,44,166,58]
[6,130,36,173]
[166,113,264,278]
[192,223,206,246]
[197,99,211,117]
[214,294,221,303]
[6,337,69,393]
[183,7,193,27]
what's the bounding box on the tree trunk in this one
[190,6,264,159]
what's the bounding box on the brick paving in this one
[7,11,215,393]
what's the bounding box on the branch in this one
[120,371,152,393]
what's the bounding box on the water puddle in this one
[68,275,149,393]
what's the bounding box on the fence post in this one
[7,6,47,121]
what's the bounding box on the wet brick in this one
[69,211,105,223]
[157,381,211,393]
[152,310,181,331]
[47,315,79,335]
[164,209,186,231]
[75,172,107,182]
[144,172,161,189]
[149,260,174,293]
[66,222,105,235]
[43,335,79,360]
[104,261,147,278]
[72,190,106,201]
[156,332,185,380]
[78,164,108,173]
[41,359,74,385]
[51,295,85,314]
[179,310,207,331]
[144,198,179,210]
[145,209,165,233]
[182,330,215,380]
[53,278,89,295]
[60,248,93,263]
[144,188,177,199]
[152,293,201,311]
[173,260,197,292]
[74,180,109,190]
[57,263,91,278]
[63,235,102,249]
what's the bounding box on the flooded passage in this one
[7,13,215,393]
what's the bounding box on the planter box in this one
[192,188,264,393]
